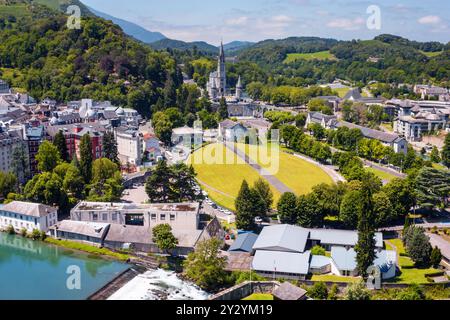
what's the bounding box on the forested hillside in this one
[0,0,181,118]
[236,35,450,85]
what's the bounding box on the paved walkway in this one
[427,233,450,261]
[223,142,293,194]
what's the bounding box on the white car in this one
[255,216,263,223]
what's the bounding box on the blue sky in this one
[81,0,450,44]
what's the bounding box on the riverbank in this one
[44,237,130,262]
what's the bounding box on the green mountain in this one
[33,0,94,16]
[0,0,180,117]
[150,38,219,55]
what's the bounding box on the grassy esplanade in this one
[236,143,333,195]
[189,143,333,211]
[188,143,281,210]
[45,238,130,262]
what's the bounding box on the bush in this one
[430,247,443,268]
[395,284,425,300]
[30,229,41,240]
[345,281,371,300]
[5,224,15,235]
[230,271,266,285]
[308,282,329,300]
[311,245,327,256]
[19,228,27,237]
[328,284,340,300]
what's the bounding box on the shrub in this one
[345,281,371,300]
[5,224,15,235]
[395,284,425,300]
[308,282,328,300]
[30,229,41,240]
[311,245,327,256]
[19,228,27,237]
[430,247,443,268]
[230,271,266,285]
[328,284,340,300]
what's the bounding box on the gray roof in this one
[273,282,307,300]
[1,201,57,217]
[309,255,332,269]
[56,220,109,239]
[252,224,309,253]
[228,232,258,252]
[309,228,383,248]
[252,250,311,275]
[336,121,400,144]
[373,250,397,273]
[331,246,357,271]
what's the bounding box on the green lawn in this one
[365,167,397,182]
[189,143,281,211]
[384,241,394,251]
[385,239,439,284]
[380,122,394,132]
[310,275,360,283]
[284,51,337,63]
[332,87,351,98]
[242,293,274,300]
[420,50,443,58]
[236,143,334,196]
[0,4,30,18]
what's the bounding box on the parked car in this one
[255,216,263,223]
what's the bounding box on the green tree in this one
[253,178,273,216]
[79,134,93,183]
[414,167,450,210]
[277,192,298,224]
[53,130,69,162]
[152,111,173,146]
[296,193,324,228]
[152,224,179,255]
[217,97,228,120]
[102,131,119,164]
[183,238,227,291]
[383,178,415,219]
[235,180,257,231]
[373,191,394,227]
[311,245,326,256]
[345,281,371,300]
[430,146,441,163]
[354,178,377,279]
[0,172,17,199]
[88,158,123,202]
[171,163,203,203]
[430,247,442,268]
[145,160,175,202]
[340,190,363,229]
[308,282,329,300]
[35,141,61,172]
[442,134,450,168]
[404,226,432,267]
[11,143,30,185]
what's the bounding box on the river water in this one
[108,269,210,300]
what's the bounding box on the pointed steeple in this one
[219,40,225,63]
[236,76,242,88]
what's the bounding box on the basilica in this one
[206,42,242,101]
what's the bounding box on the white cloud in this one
[225,16,249,26]
[327,17,365,31]
[418,15,441,25]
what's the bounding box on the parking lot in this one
[121,184,149,204]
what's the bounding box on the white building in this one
[116,127,143,166]
[218,119,249,142]
[0,201,58,232]
[171,126,203,147]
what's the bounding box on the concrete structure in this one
[171,126,203,147]
[414,85,448,100]
[53,220,110,246]
[0,128,26,174]
[116,127,143,166]
[0,201,58,232]
[64,201,224,254]
[395,109,447,142]
[343,88,386,105]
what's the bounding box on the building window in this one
[102,213,108,221]
[160,214,166,221]
[151,214,156,220]
[125,214,144,226]
[93,213,98,221]
[170,214,175,221]
[112,213,117,221]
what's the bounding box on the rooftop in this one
[252,224,309,253]
[273,282,307,300]
[228,233,258,253]
[73,201,199,213]
[336,121,401,144]
[2,201,57,217]
[252,250,311,275]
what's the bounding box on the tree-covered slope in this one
[0,0,180,117]
[150,38,219,55]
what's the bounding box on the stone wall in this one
[209,281,278,300]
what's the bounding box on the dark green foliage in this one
[102,131,119,164]
[253,178,273,216]
[311,245,326,256]
[235,180,259,231]
[308,282,328,300]
[53,130,69,162]
[0,172,17,199]
[443,134,450,168]
[430,247,442,268]
[296,193,324,228]
[403,226,432,267]
[414,167,450,210]
[79,134,93,183]
[152,224,179,255]
[277,192,298,224]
